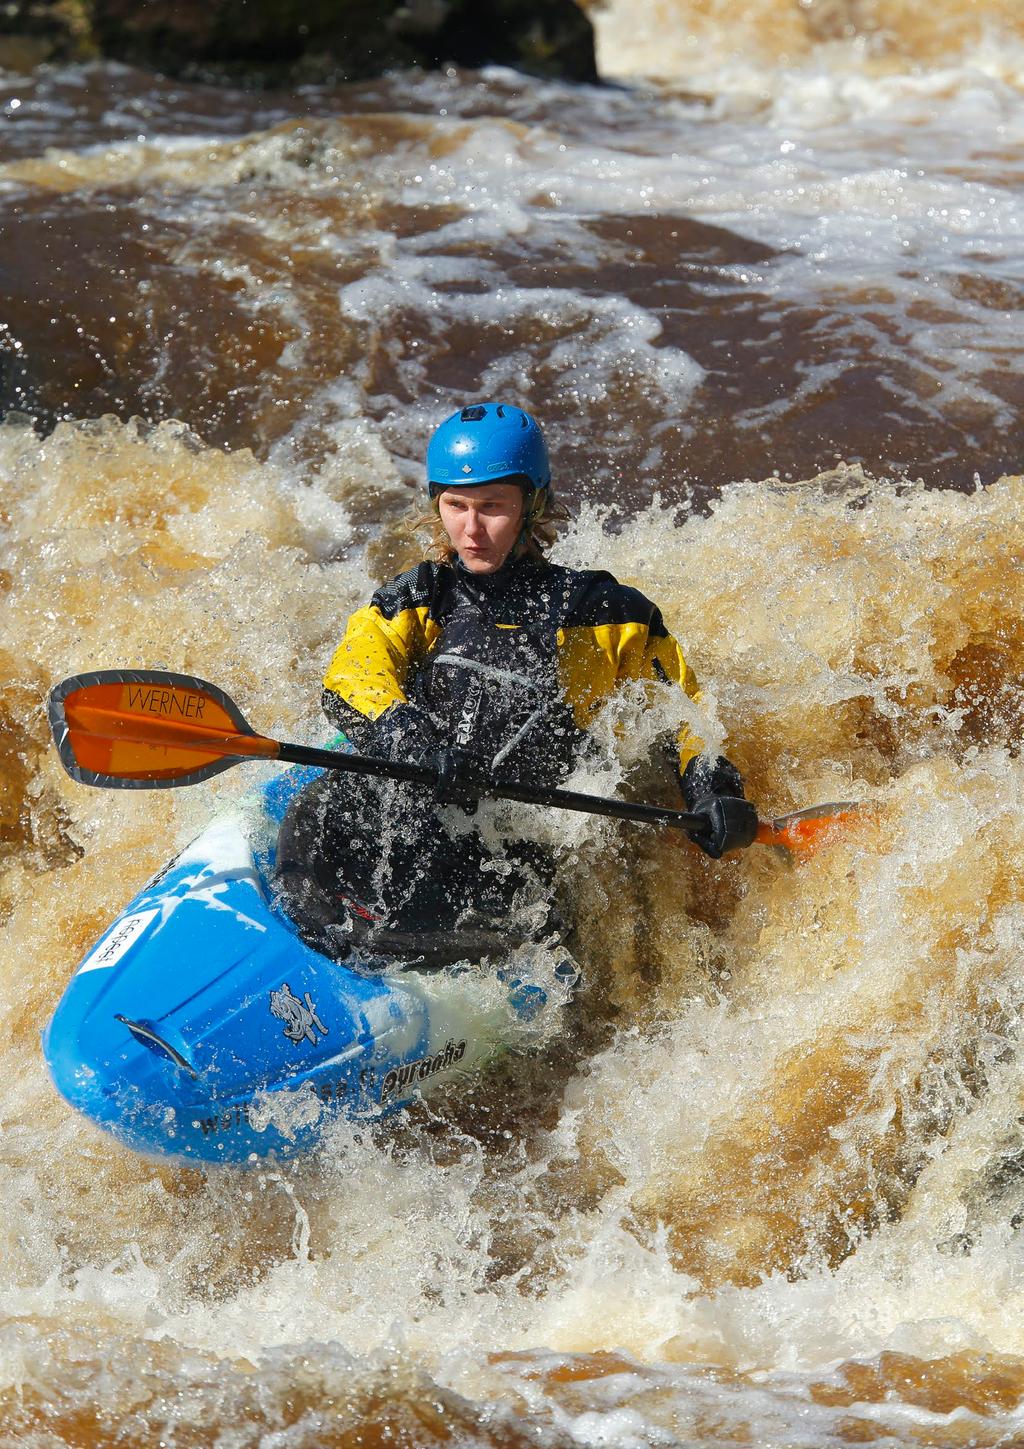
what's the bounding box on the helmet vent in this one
[460,406,487,422]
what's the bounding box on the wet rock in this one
[0,1,96,70]
[0,0,598,83]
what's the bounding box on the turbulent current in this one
[2,1,1024,1443]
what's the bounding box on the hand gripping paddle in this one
[48,669,861,858]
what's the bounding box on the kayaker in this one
[275,402,756,965]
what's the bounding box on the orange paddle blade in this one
[755,802,863,858]
[49,670,278,788]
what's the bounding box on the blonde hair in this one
[409,484,569,565]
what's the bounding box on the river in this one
[2,1,1024,1443]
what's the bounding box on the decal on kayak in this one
[380,1039,467,1102]
[194,1105,249,1137]
[77,908,160,974]
[194,1072,375,1137]
[270,983,328,1045]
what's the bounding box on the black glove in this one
[680,754,758,859]
[679,754,746,808]
[369,708,486,809]
[366,703,441,768]
[435,746,489,809]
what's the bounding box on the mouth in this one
[463,550,497,570]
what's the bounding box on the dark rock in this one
[0,1,96,69]
[389,0,598,82]
[0,0,597,84]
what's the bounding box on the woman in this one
[275,402,756,965]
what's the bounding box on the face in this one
[436,482,526,574]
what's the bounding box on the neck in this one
[454,551,537,592]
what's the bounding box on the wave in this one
[3,418,1024,1375]
[587,0,1024,84]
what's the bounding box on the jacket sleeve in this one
[621,605,706,773]
[321,596,433,739]
[558,574,706,774]
[640,623,703,782]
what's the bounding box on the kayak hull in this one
[43,761,562,1165]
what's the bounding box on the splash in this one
[3,413,1024,1442]
[588,0,1024,80]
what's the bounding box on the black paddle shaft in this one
[276,741,709,837]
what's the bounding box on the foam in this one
[3,32,1024,1442]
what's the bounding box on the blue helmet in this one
[426,402,551,496]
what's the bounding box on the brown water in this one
[3,2,1024,1443]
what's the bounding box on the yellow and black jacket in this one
[322,555,704,778]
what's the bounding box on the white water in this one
[3,5,1024,1443]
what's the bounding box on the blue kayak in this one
[42,756,574,1165]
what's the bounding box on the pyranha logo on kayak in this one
[270,982,328,1045]
[380,1040,466,1102]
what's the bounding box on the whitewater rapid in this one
[3,5,1024,1443]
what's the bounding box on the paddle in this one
[47,669,858,857]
